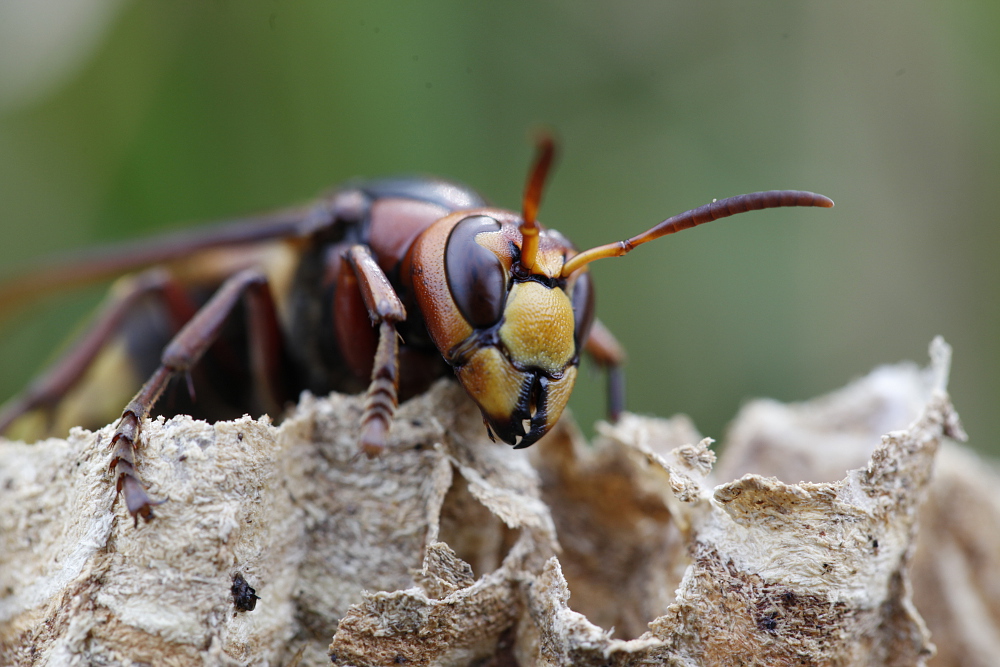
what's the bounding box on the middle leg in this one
[344,244,407,457]
[110,268,288,524]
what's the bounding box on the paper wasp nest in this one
[0,338,990,666]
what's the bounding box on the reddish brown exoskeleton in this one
[0,139,833,524]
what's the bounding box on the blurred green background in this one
[0,1,996,453]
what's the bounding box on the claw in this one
[109,408,164,526]
[119,473,165,526]
[359,418,387,458]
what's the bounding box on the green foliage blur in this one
[1,1,997,453]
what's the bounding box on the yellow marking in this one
[530,236,568,278]
[473,231,515,272]
[542,367,577,432]
[7,339,140,441]
[499,282,575,374]
[455,347,527,422]
[54,339,140,435]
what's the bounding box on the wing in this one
[0,198,333,318]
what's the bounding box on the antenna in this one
[519,134,556,273]
[560,190,834,277]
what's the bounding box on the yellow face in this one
[499,281,575,374]
[409,208,593,447]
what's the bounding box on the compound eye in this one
[570,270,595,348]
[445,215,507,328]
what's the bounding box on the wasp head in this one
[408,208,594,447]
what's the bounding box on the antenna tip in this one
[530,127,557,150]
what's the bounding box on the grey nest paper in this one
[1,338,990,667]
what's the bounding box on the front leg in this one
[344,245,407,457]
[110,268,287,524]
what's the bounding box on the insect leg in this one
[0,268,197,437]
[243,272,290,419]
[110,268,286,524]
[345,245,407,457]
[583,319,627,421]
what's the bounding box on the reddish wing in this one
[0,201,329,318]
